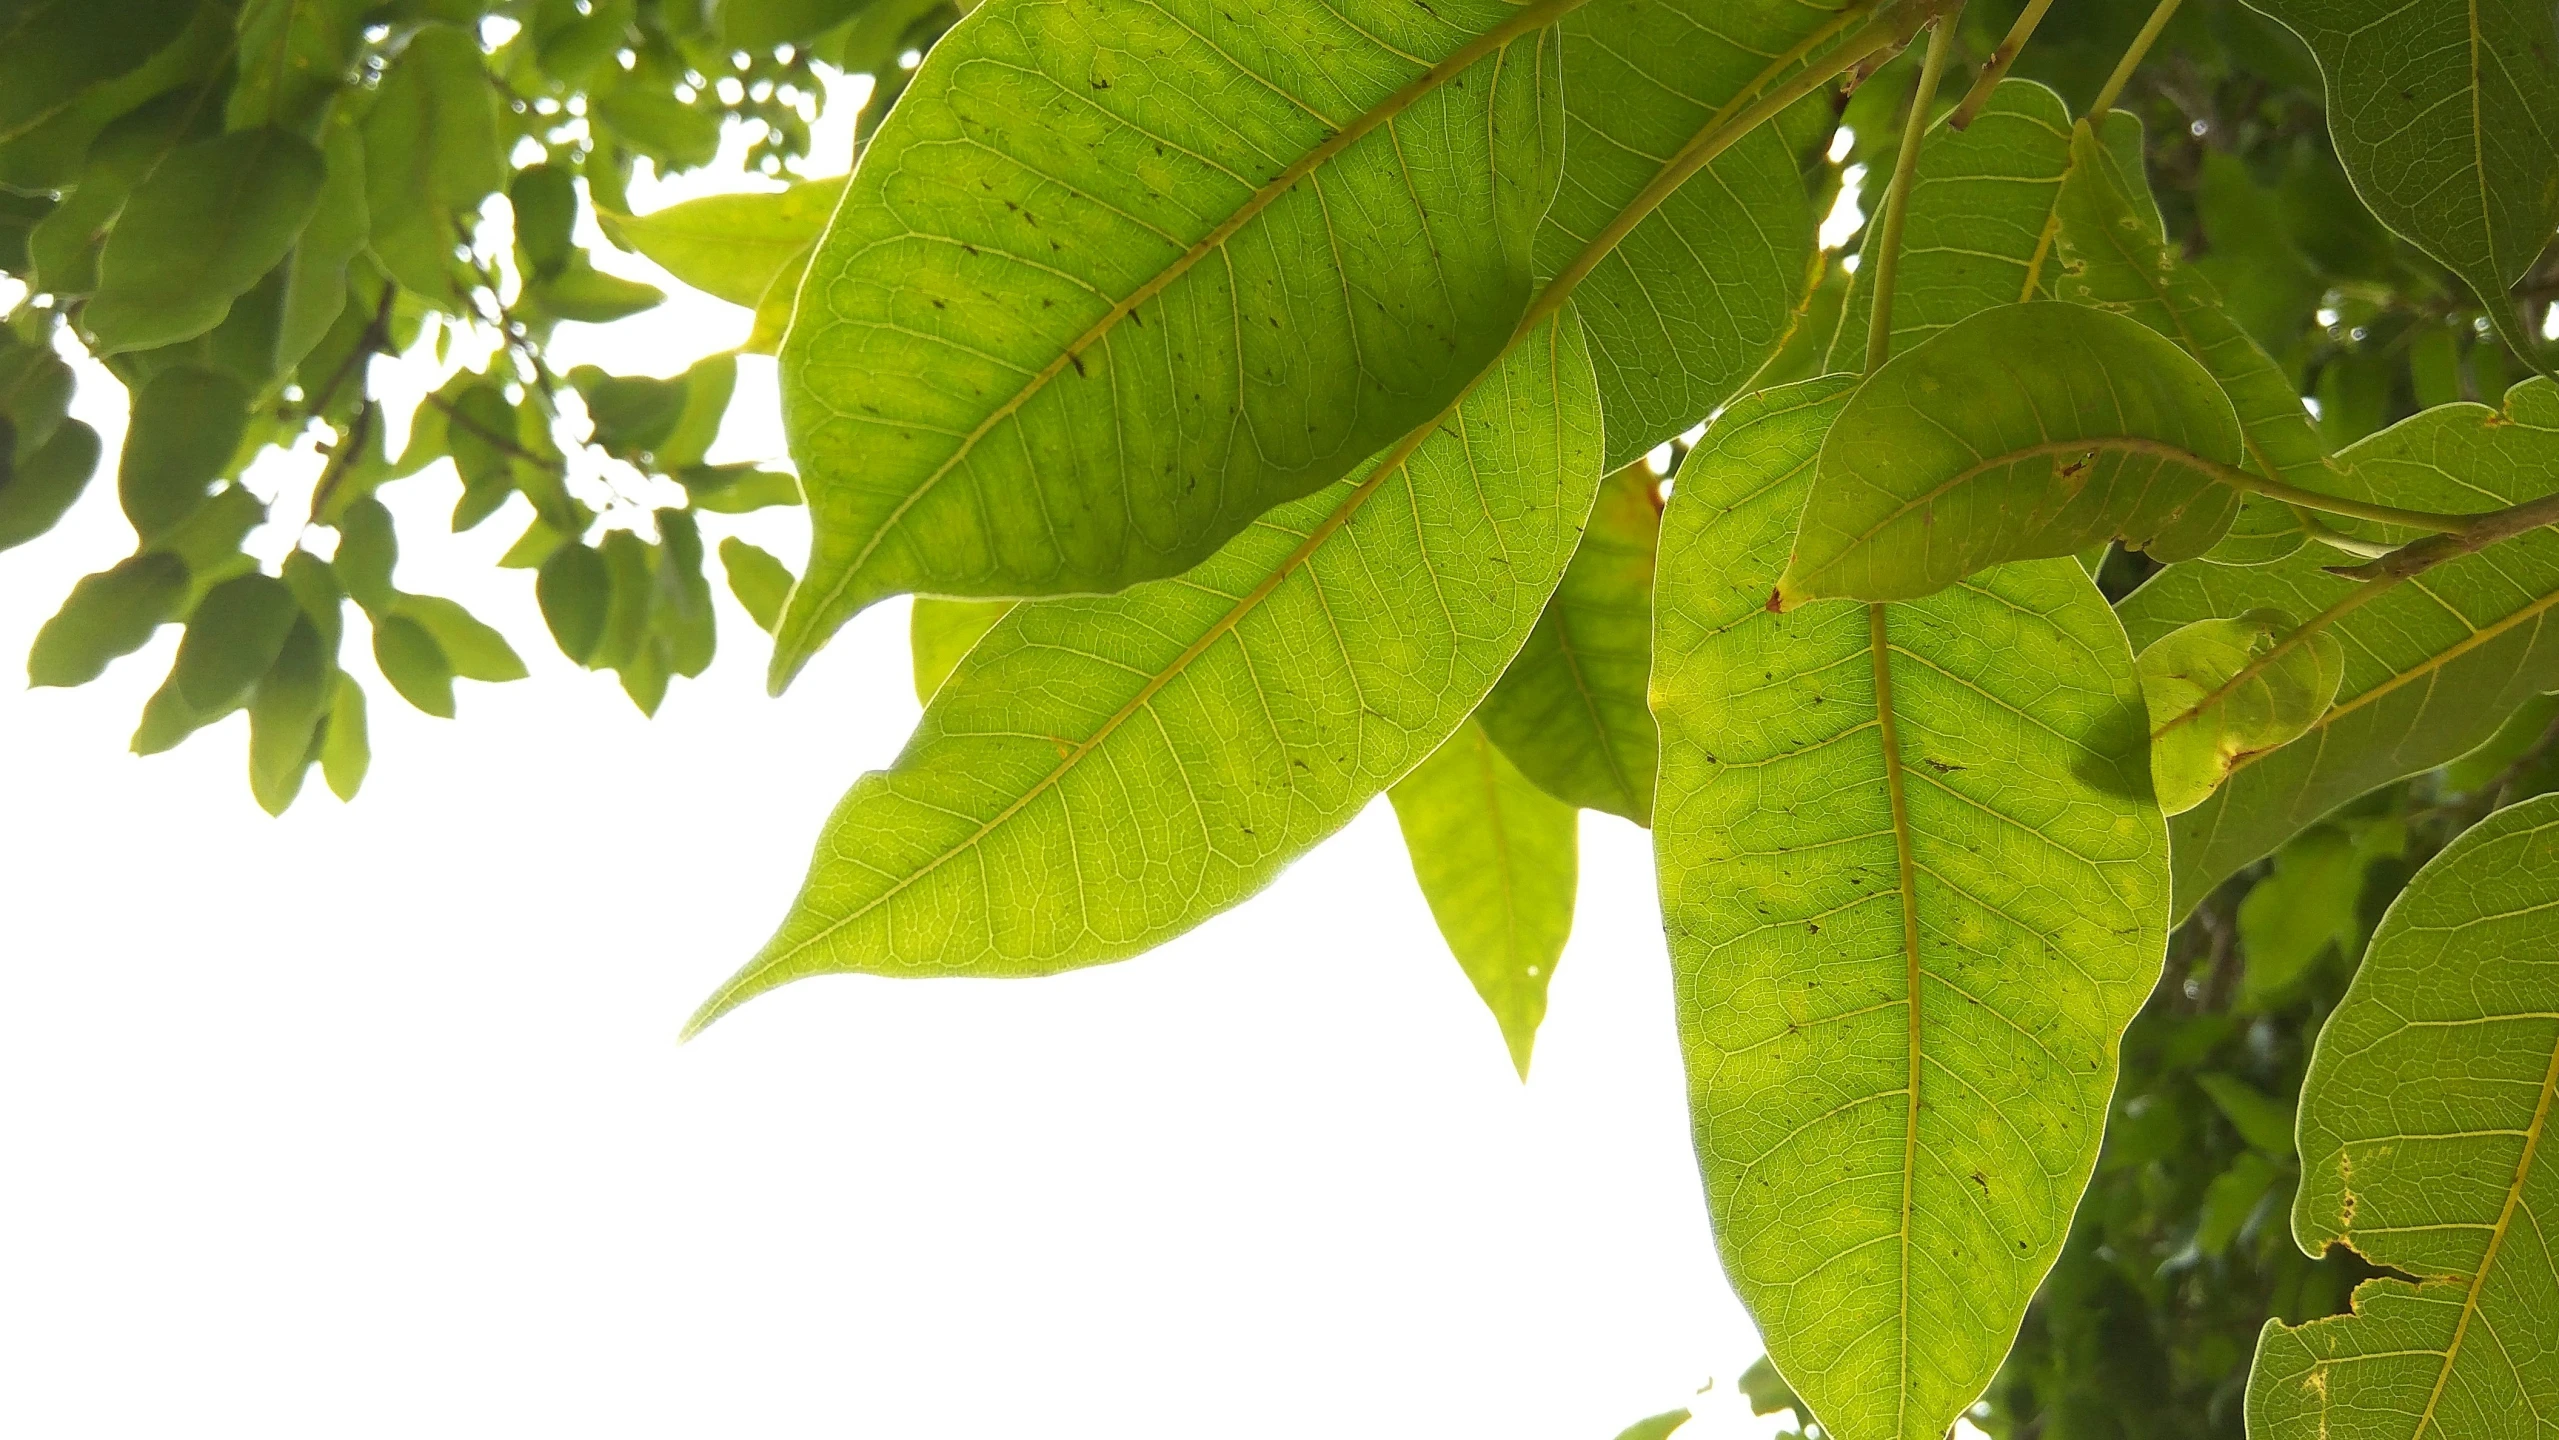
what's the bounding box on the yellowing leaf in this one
[2139,610,2345,816]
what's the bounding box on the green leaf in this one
[173,572,300,713]
[2246,793,2559,1439]
[2234,817,2403,1008]
[716,0,866,49]
[2118,379,2559,914]
[654,507,715,679]
[527,259,665,324]
[229,0,366,135]
[119,366,252,542]
[2053,118,2332,567]
[509,162,579,280]
[596,527,656,671]
[1739,1353,1815,1435]
[909,596,1012,703]
[362,24,504,297]
[2195,1072,2297,1157]
[0,2,227,194]
[1827,79,2077,372]
[0,0,198,146]
[1476,461,1659,823]
[720,537,793,636]
[372,612,455,717]
[0,416,100,552]
[83,127,327,355]
[538,541,612,663]
[247,617,331,816]
[1543,0,1832,468]
[1653,377,2167,1440]
[275,123,369,373]
[653,354,735,471]
[677,464,799,513]
[689,310,1600,1031]
[2194,1150,2282,1259]
[280,548,344,654]
[589,68,724,171]
[25,90,209,299]
[770,0,1566,687]
[2243,0,2559,364]
[27,550,189,687]
[1609,1409,1691,1440]
[390,593,526,683]
[2138,610,2345,816]
[320,670,368,799]
[600,176,846,308]
[333,494,398,614]
[1389,718,1576,1079]
[571,365,688,458]
[1775,302,2246,607]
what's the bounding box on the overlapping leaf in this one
[2138,610,2345,815]
[691,311,1600,1029]
[1654,377,2167,1440]
[1477,461,1659,822]
[1776,302,2245,606]
[1390,718,1576,1078]
[2247,793,2559,1440]
[2119,379,2559,915]
[771,0,1570,686]
[2243,0,2559,362]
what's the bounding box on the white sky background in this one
[0,70,1812,1439]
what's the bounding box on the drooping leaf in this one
[770,0,1567,687]
[2053,117,2331,566]
[2246,793,2559,1439]
[275,123,368,373]
[247,617,331,815]
[1653,377,2168,1440]
[1775,302,2246,607]
[0,1,226,193]
[1543,0,1836,468]
[1826,79,2077,372]
[0,416,99,552]
[1389,718,1576,1078]
[720,537,794,636]
[538,541,612,663]
[391,593,526,683]
[526,258,665,325]
[677,463,799,513]
[509,162,579,280]
[81,126,326,354]
[333,494,398,613]
[690,311,1600,1031]
[372,612,455,717]
[119,366,251,542]
[909,596,1012,704]
[1477,460,1660,823]
[2138,610,2345,816]
[319,670,368,799]
[25,90,210,299]
[654,507,716,680]
[27,550,189,687]
[2118,379,2559,915]
[173,572,300,713]
[2243,0,2559,362]
[1609,1408,1691,1440]
[362,24,505,297]
[601,175,846,308]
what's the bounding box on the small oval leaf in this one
[2140,610,2345,815]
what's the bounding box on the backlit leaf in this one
[0,416,99,552]
[1389,718,1576,1078]
[229,0,366,136]
[2139,610,2345,816]
[27,550,189,687]
[372,612,455,717]
[247,617,331,816]
[689,310,1599,1030]
[119,366,251,542]
[909,596,1012,704]
[362,24,504,297]
[1775,303,2245,607]
[1609,1408,1691,1440]
[770,0,1566,687]
[1654,377,2168,1440]
[0,0,197,146]
[391,593,526,683]
[538,542,611,664]
[82,127,325,354]
[720,537,793,636]
[1477,460,1659,823]
[173,572,299,713]
[320,670,368,800]
[2246,793,2559,1439]
[601,175,846,309]
[274,124,367,372]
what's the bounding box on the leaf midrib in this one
[1866,601,1925,1435]
[789,0,1592,632]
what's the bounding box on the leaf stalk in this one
[1865,13,1962,374]
[1950,0,2055,129]
[2088,0,2184,118]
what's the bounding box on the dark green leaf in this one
[0,0,198,146]
[571,365,687,458]
[596,527,655,671]
[229,0,366,135]
[510,163,579,281]
[119,366,251,542]
[528,259,665,324]
[272,124,369,372]
[654,507,715,679]
[27,550,189,687]
[0,416,99,552]
[717,0,866,49]
[83,128,328,355]
[2195,1072,2297,1157]
[333,494,398,613]
[677,464,798,513]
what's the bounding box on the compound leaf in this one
[2246,793,2559,1440]
[1654,377,2168,1440]
[690,310,1599,1031]
[770,0,1566,687]
[1389,718,1576,1078]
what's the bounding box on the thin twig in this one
[1866,13,1961,373]
[1950,0,2054,129]
[2089,0,2185,118]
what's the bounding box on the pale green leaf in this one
[2118,379,2559,915]
[528,260,665,325]
[1609,1408,1690,1440]
[229,0,366,135]
[1654,377,2168,1440]
[2243,0,2559,363]
[0,416,100,553]
[119,366,251,542]
[601,176,846,309]
[1545,0,1834,467]
[690,311,1599,1031]
[173,572,299,713]
[247,617,330,816]
[372,612,455,717]
[1389,718,1576,1078]
[362,25,504,297]
[83,127,327,354]
[320,669,368,800]
[720,537,793,636]
[1477,461,1659,823]
[2246,793,2559,1439]
[910,596,1013,704]
[538,542,611,663]
[1775,303,2245,607]
[391,593,527,683]
[275,122,368,373]
[2139,610,2345,816]
[27,550,189,687]
[770,0,1566,687]
[2234,817,2403,1008]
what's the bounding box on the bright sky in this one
[1,75,1817,1440]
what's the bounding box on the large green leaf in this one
[909,596,1013,703]
[1543,0,1837,468]
[1389,718,1576,1078]
[1654,377,2168,1440]
[1825,79,2076,372]
[82,127,327,355]
[1476,461,1659,823]
[2051,117,2330,566]
[1775,303,2245,607]
[2243,0,2559,362]
[2118,379,2559,915]
[119,367,251,542]
[690,311,1600,1030]
[0,0,198,146]
[602,176,846,309]
[2246,793,2559,1440]
[362,24,504,297]
[769,0,1569,687]
[229,0,367,135]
